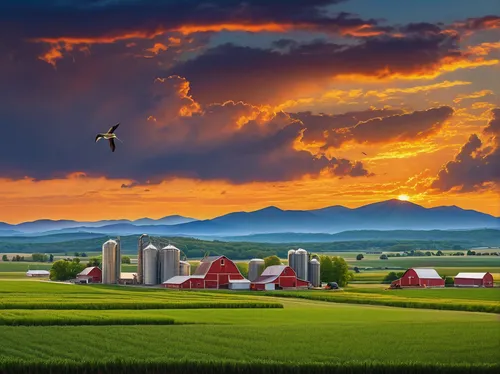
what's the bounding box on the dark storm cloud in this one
[294,107,454,149]
[290,109,403,144]
[431,109,500,192]
[0,0,388,43]
[170,33,464,104]
[0,72,371,184]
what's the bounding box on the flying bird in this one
[361,152,367,156]
[95,123,122,152]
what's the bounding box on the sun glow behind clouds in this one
[398,194,410,201]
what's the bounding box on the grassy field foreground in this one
[0,281,499,373]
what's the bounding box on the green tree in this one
[331,256,351,287]
[356,254,364,260]
[50,259,85,281]
[1,255,8,262]
[436,250,443,256]
[49,254,54,262]
[263,255,281,268]
[74,252,80,257]
[121,256,131,264]
[380,254,388,260]
[86,257,101,267]
[383,272,399,282]
[319,255,334,283]
[32,253,49,262]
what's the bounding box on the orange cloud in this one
[453,90,494,103]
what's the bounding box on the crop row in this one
[0,301,283,310]
[259,291,500,313]
[0,359,497,374]
[0,316,178,326]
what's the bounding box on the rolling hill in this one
[0,200,498,237]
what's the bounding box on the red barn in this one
[162,255,247,289]
[391,268,444,288]
[454,272,494,287]
[76,266,102,283]
[250,265,310,291]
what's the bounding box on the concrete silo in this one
[179,260,191,276]
[294,248,308,281]
[158,244,180,283]
[287,249,296,270]
[248,258,265,281]
[102,239,120,284]
[143,243,159,285]
[308,258,321,287]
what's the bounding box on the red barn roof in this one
[77,266,100,276]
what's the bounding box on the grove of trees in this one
[49,259,86,281]
[263,255,281,268]
[319,255,351,287]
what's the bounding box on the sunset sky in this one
[1,0,499,224]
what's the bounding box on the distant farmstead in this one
[26,270,50,277]
[76,267,102,283]
[391,268,445,288]
[162,255,247,289]
[454,272,494,288]
[250,265,309,291]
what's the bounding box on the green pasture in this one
[248,287,500,313]
[0,300,498,366]
[347,255,500,269]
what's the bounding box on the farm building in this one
[250,265,310,291]
[390,268,445,288]
[118,272,138,285]
[162,255,247,289]
[454,272,494,288]
[26,270,50,277]
[76,267,102,283]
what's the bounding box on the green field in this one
[0,280,498,373]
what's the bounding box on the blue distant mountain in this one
[0,199,498,237]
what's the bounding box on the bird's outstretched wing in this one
[109,138,116,152]
[107,123,120,134]
[95,134,104,142]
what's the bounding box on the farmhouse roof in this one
[77,266,100,276]
[26,270,50,275]
[455,272,488,279]
[194,255,224,276]
[163,275,204,285]
[261,265,287,276]
[412,268,442,279]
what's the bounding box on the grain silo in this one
[137,234,149,284]
[248,258,265,281]
[294,248,308,281]
[143,243,159,285]
[179,260,191,276]
[287,249,296,269]
[158,244,180,283]
[102,239,120,284]
[308,258,321,287]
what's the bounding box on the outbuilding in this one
[76,266,102,283]
[454,272,494,288]
[162,255,248,289]
[250,265,310,291]
[26,270,50,277]
[390,268,444,288]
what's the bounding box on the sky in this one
[0,0,499,223]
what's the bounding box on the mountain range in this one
[0,199,498,238]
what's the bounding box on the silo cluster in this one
[140,242,183,286]
[102,238,121,284]
[288,248,321,287]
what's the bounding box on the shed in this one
[454,272,493,288]
[228,279,251,290]
[391,268,444,288]
[162,255,248,289]
[250,265,309,291]
[26,270,50,277]
[76,266,102,283]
